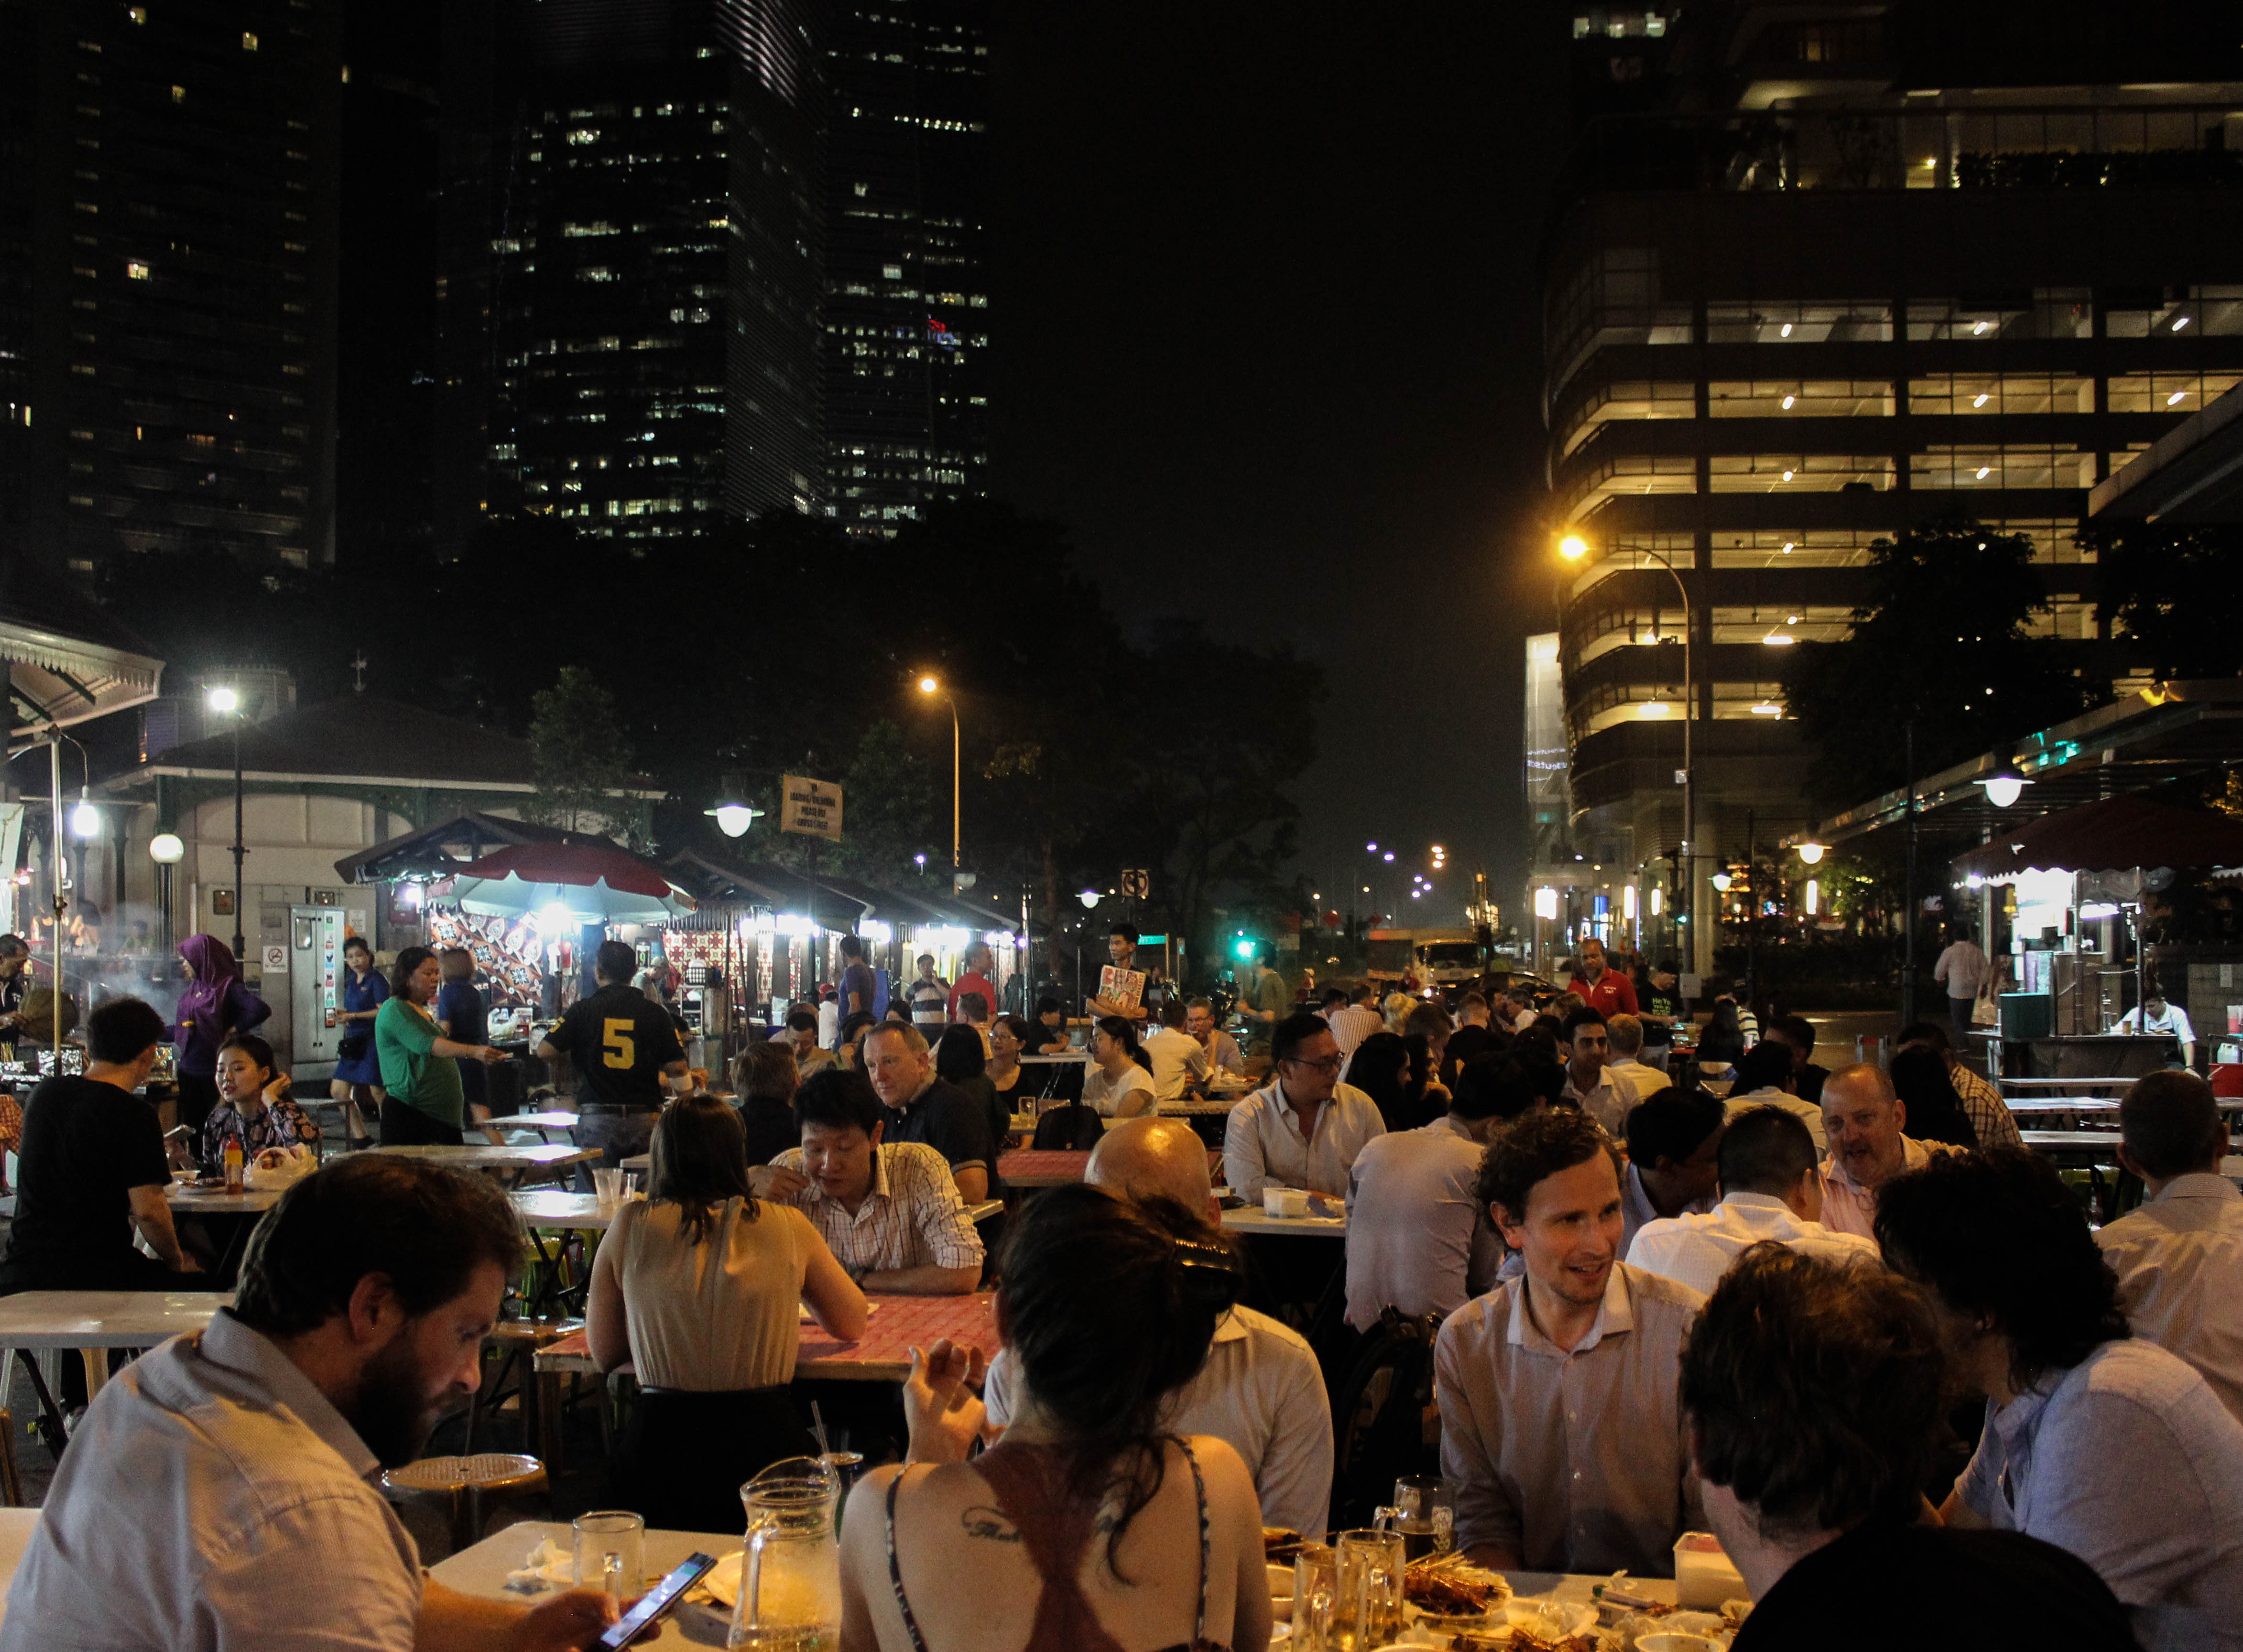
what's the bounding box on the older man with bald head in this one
[982,1116,1334,1536]
[1818,1062,1953,1240]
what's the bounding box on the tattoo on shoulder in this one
[960,1504,1022,1543]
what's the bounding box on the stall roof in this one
[3,560,164,744]
[1802,679,2243,858]
[334,811,586,885]
[2089,380,2243,525]
[1949,793,2243,882]
[668,849,1022,935]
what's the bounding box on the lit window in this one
[882,264,903,280]
[171,84,185,102]
[241,30,257,49]
[126,260,149,279]
[127,6,146,21]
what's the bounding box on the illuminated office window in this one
[1708,380,1894,417]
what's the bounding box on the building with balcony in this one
[0,0,343,578]
[1542,0,2243,962]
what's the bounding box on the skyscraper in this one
[0,0,343,577]
[1541,0,2243,965]
[466,0,824,547]
[823,0,990,533]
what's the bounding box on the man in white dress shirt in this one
[1224,1011,1385,1198]
[983,1115,1334,1538]
[1604,1013,1670,1100]
[1559,1006,1637,1136]
[1628,1103,1878,1297]
[1141,997,1213,1104]
[2097,1069,2243,1426]
[1617,1087,1723,1258]
[1322,984,1385,1057]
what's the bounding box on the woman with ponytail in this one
[839,1184,1271,1652]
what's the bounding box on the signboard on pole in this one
[780,775,843,840]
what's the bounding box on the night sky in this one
[983,1,1574,925]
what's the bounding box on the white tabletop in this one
[1221,1205,1347,1238]
[512,1191,613,1230]
[502,1111,581,1132]
[0,1291,229,1348]
[366,1143,598,1170]
[429,1518,737,1643]
[166,1184,284,1214]
[1018,1051,1089,1064]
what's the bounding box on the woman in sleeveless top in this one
[839,1185,1271,1652]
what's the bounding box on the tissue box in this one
[1672,1532,1745,1609]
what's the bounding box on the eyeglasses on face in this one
[1284,1054,1344,1075]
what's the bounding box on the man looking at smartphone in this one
[0,1155,616,1651]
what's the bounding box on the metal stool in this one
[381,1453,548,1552]
[0,1407,22,1506]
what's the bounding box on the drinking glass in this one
[1291,1542,1338,1652]
[1389,1474,1457,1559]
[591,1166,624,1211]
[1332,1528,1406,1650]
[572,1510,644,1604]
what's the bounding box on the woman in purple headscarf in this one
[171,935,271,1132]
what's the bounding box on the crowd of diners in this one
[1,974,2240,1651]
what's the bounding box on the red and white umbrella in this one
[448,841,697,926]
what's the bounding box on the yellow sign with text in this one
[780,774,843,840]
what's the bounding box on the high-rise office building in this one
[823,0,990,533]
[0,0,343,577]
[1542,0,2243,959]
[468,0,823,547]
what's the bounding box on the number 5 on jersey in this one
[602,1018,636,1069]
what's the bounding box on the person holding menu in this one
[1087,923,1152,1023]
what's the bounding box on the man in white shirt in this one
[1818,1062,1949,1240]
[1559,1007,1636,1136]
[1345,1054,1527,1328]
[2097,1069,2243,1426]
[1722,1041,1828,1153]
[1617,1087,1722,1258]
[1932,929,1991,1043]
[2114,990,2198,1067]
[1187,997,1246,1077]
[0,1155,613,1651]
[983,1116,1333,1538]
[1604,1013,1670,1100]
[1142,997,1213,1104]
[1224,1011,1385,1198]
[1436,1109,1704,1575]
[1323,984,1384,1056]
[1628,1103,1878,1296]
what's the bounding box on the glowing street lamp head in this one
[917,675,939,695]
[206,685,239,714]
[69,800,100,839]
[1558,534,1590,562]
[149,832,185,865]
[1796,841,1826,865]
[714,804,755,838]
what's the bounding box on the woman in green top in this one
[376,946,505,1146]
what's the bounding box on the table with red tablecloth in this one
[535,1292,997,1384]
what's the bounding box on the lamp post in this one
[207,685,245,958]
[916,675,960,871]
[1560,533,1704,982]
[150,831,185,954]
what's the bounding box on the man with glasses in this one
[1223,1011,1385,1198]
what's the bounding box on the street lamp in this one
[68,794,99,839]
[207,684,245,957]
[703,780,763,839]
[1560,531,1701,979]
[150,832,185,953]
[1796,841,1826,865]
[916,675,960,870]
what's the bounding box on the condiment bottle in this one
[223,1136,244,1194]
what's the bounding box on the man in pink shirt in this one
[1816,1062,1949,1239]
[1568,938,1639,1020]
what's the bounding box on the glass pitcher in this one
[727,1456,842,1652]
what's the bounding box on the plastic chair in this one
[382,1453,548,1552]
[2210,1064,2243,1099]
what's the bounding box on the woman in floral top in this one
[198,1034,320,1175]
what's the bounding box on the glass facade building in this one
[822,0,990,533]
[1546,20,2243,924]
[0,0,343,577]
[473,0,824,546]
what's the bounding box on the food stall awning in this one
[334,812,584,885]
[450,840,696,925]
[2089,380,2243,525]
[3,560,163,745]
[1802,679,2243,857]
[1949,793,2243,883]
[667,850,1022,940]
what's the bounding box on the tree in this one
[527,666,636,836]
[1782,518,2103,806]
[2079,521,2243,679]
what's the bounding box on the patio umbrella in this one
[448,839,697,926]
[1951,793,2243,882]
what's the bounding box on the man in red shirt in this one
[1569,938,1639,1019]
[947,941,999,1025]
